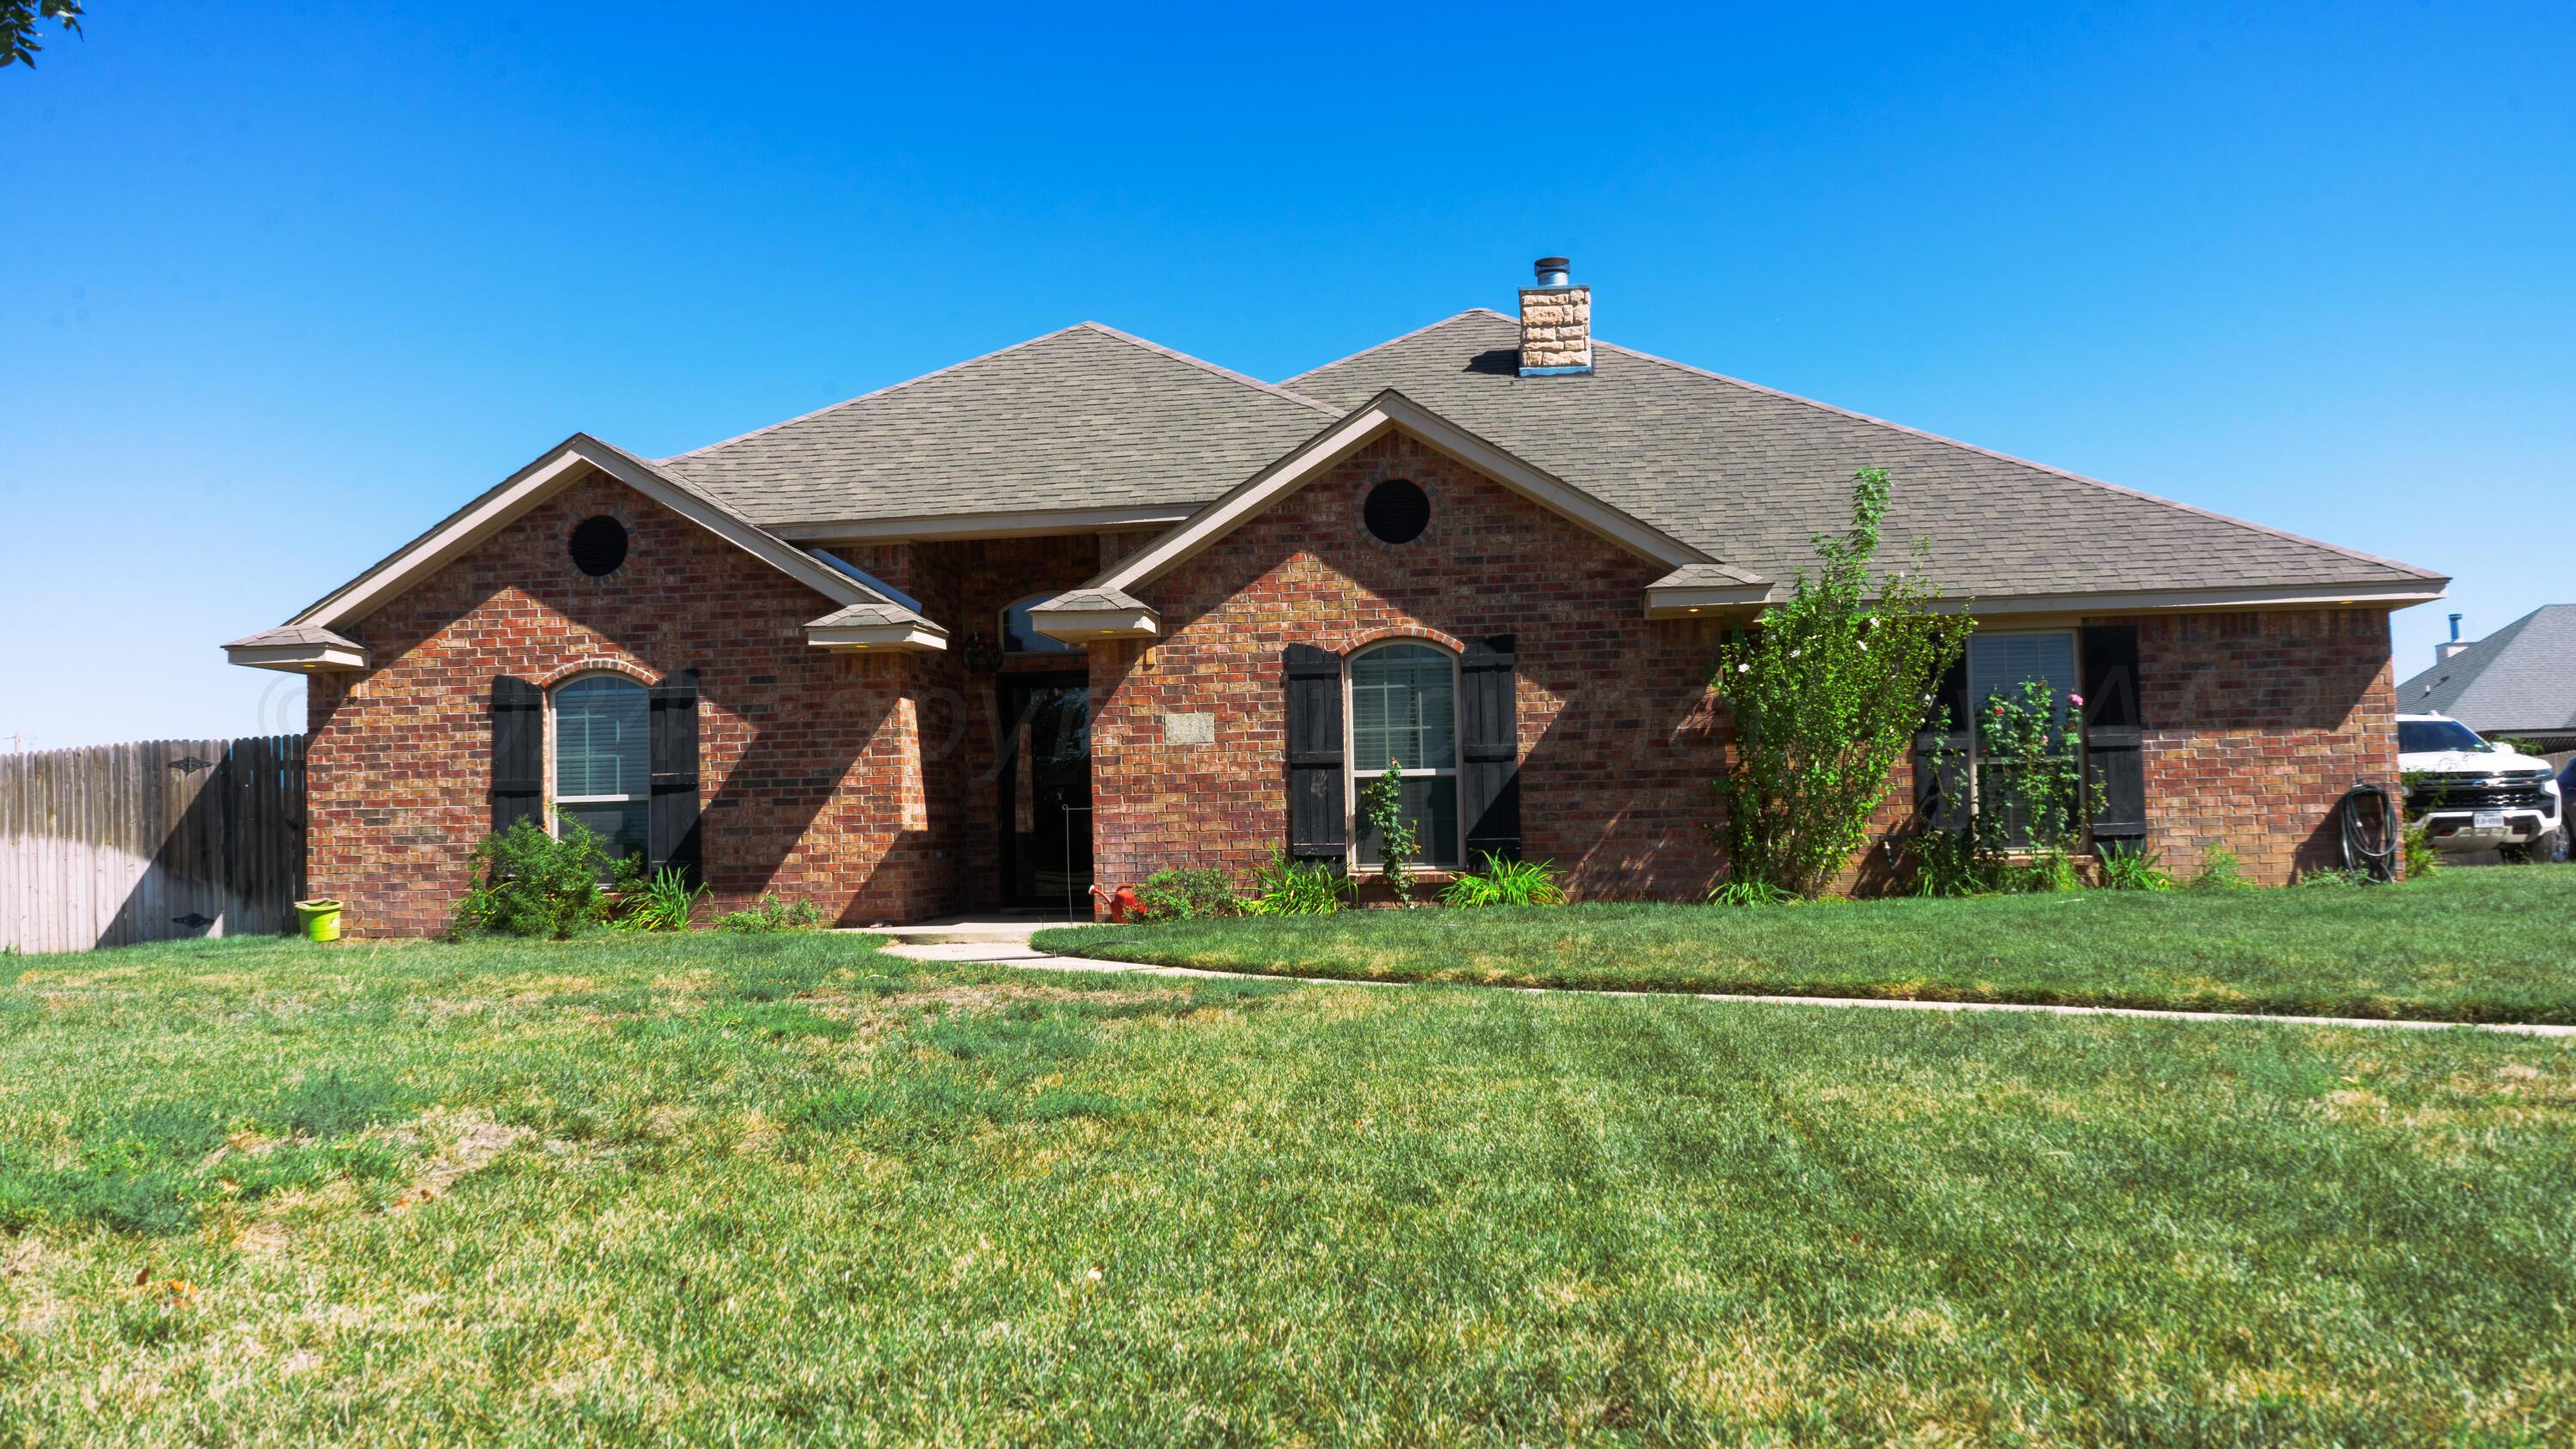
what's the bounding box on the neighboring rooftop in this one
[2399,605,2576,743]
[1286,310,2443,603]
[660,322,1337,532]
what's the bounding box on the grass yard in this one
[3,931,2573,1444]
[1040,864,2576,1024]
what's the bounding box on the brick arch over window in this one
[534,657,665,690]
[1329,623,1465,658]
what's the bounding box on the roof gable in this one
[1087,391,1722,597]
[658,322,1338,535]
[2398,605,2576,731]
[278,434,879,634]
[1287,311,2446,609]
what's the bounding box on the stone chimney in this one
[1518,257,1593,376]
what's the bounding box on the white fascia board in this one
[805,622,951,652]
[224,641,373,673]
[1094,392,1709,596]
[1032,607,1160,642]
[1936,580,2448,617]
[290,436,870,632]
[1644,578,2444,622]
[775,505,1197,544]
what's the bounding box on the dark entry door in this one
[997,673,1092,910]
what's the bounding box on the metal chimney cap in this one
[1532,257,1572,286]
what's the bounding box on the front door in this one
[996,673,1092,911]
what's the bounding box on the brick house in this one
[226,260,2447,934]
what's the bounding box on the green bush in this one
[452,817,612,940]
[1244,846,1350,916]
[1443,853,1567,907]
[715,895,827,933]
[1132,867,1242,922]
[1711,468,1975,900]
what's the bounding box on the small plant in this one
[1245,846,1350,916]
[1710,877,1798,907]
[2095,843,2175,891]
[2189,841,2251,892]
[1358,759,1422,906]
[1443,853,1567,907]
[2294,867,2372,888]
[617,865,708,931]
[1132,867,1242,922]
[2397,768,2443,881]
[452,816,611,940]
[715,895,827,933]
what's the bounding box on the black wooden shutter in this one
[649,669,703,883]
[1912,652,1971,832]
[2081,625,2148,846]
[1284,644,1346,864]
[1458,634,1522,864]
[489,676,544,834]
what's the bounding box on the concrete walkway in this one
[872,934,2576,1039]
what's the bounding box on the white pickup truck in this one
[2398,713,2564,862]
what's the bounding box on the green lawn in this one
[1039,864,2576,1024]
[3,931,2573,1444]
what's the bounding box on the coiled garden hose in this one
[2338,781,2401,882]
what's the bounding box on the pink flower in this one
[2069,693,2085,706]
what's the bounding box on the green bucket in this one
[294,899,343,943]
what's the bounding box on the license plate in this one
[2474,810,2506,830]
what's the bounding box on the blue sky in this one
[4,2,2568,748]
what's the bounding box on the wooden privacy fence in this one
[1,737,307,955]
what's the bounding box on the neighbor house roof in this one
[1285,311,2446,610]
[2398,605,2576,738]
[659,322,1340,538]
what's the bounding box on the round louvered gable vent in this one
[569,516,629,577]
[1364,480,1430,544]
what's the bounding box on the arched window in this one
[1002,593,1080,655]
[1346,641,1460,869]
[551,675,650,864]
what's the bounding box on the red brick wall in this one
[2113,607,2399,885]
[309,468,969,936]
[1090,431,1729,904]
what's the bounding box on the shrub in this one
[1132,867,1242,922]
[1442,853,1567,907]
[2189,841,2251,892]
[1245,846,1350,916]
[1357,761,1422,906]
[2096,844,2175,891]
[1712,469,1974,900]
[452,817,611,940]
[2397,768,2443,880]
[715,896,827,933]
[1908,681,2096,896]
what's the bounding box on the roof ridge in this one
[1282,309,1510,388]
[659,324,1096,464]
[1591,336,2447,585]
[1072,321,1341,416]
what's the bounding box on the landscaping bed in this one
[1039,864,2576,1024]
[3,931,2573,1442]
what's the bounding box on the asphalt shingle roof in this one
[660,323,1338,528]
[1286,311,2443,601]
[2397,605,2576,734]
